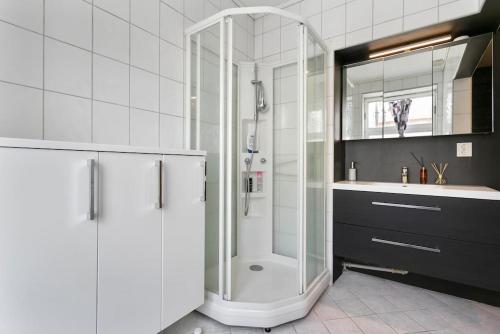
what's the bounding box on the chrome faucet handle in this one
[260,157,267,164]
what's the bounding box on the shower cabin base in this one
[198,258,330,328]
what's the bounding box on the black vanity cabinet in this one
[333,190,500,292]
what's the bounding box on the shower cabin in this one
[185,7,328,328]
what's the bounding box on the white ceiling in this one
[236,0,291,7]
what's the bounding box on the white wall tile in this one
[93,54,129,106]
[130,67,159,112]
[373,0,403,24]
[0,82,43,139]
[322,0,345,11]
[346,0,373,32]
[0,22,43,88]
[254,34,263,60]
[130,108,159,146]
[301,0,322,17]
[373,18,403,39]
[93,7,129,63]
[131,0,159,35]
[404,8,438,31]
[346,27,372,47]
[262,29,280,58]
[44,91,92,142]
[160,114,184,148]
[162,0,184,14]
[404,0,438,15]
[131,26,159,73]
[184,0,203,22]
[263,13,280,32]
[322,5,345,39]
[160,77,183,117]
[45,38,91,98]
[160,40,184,82]
[281,24,297,52]
[0,0,43,33]
[92,101,129,145]
[45,0,92,50]
[439,0,480,22]
[160,3,184,48]
[94,0,130,20]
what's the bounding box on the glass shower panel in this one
[273,63,299,259]
[304,33,326,287]
[190,23,222,295]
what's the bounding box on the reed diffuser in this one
[410,152,428,184]
[431,162,448,185]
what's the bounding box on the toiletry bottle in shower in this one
[256,172,263,192]
[348,162,357,181]
[401,167,409,184]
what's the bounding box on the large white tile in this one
[377,312,426,334]
[313,294,348,321]
[45,0,92,50]
[323,318,363,334]
[160,2,184,48]
[130,108,159,146]
[308,13,322,37]
[131,26,159,73]
[45,38,91,98]
[405,309,451,331]
[404,0,438,15]
[300,0,322,17]
[336,298,374,317]
[94,0,129,20]
[352,315,397,334]
[0,22,43,88]
[93,7,129,63]
[346,27,372,47]
[160,114,184,149]
[131,0,159,34]
[373,18,403,39]
[262,13,280,33]
[254,34,262,60]
[346,0,372,32]
[322,5,345,39]
[160,77,183,117]
[322,0,345,11]
[280,24,296,52]
[44,91,91,142]
[0,0,43,33]
[404,8,438,31]
[162,0,183,14]
[92,101,129,145]
[93,54,129,106]
[359,295,400,313]
[439,0,480,22]
[130,67,159,112]
[0,82,42,139]
[160,40,184,82]
[373,0,403,24]
[262,29,280,58]
[184,0,203,22]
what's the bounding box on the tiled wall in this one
[0,0,254,147]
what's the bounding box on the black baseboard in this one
[332,256,500,307]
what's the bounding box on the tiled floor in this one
[164,271,500,334]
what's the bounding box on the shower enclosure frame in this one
[185,7,330,328]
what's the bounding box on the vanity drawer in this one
[333,223,500,292]
[333,190,500,246]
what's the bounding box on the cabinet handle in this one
[201,161,206,202]
[372,237,441,253]
[87,159,96,220]
[372,201,441,212]
[155,160,163,209]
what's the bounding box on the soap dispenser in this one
[348,162,357,181]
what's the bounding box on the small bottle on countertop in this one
[401,167,409,184]
[348,161,357,181]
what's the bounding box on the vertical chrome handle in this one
[201,161,206,202]
[155,160,163,209]
[87,159,96,220]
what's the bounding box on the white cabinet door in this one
[162,155,206,328]
[0,147,98,334]
[97,152,162,334]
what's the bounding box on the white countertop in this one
[332,181,500,201]
[0,137,206,156]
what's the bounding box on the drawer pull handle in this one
[372,237,441,253]
[372,201,441,212]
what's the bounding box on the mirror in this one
[342,33,494,141]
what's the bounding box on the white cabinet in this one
[97,152,163,334]
[162,155,206,328]
[0,145,205,334]
[0,147,98,334]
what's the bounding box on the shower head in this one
[251,80,267,113]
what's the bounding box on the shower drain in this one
[249,265,264,271]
